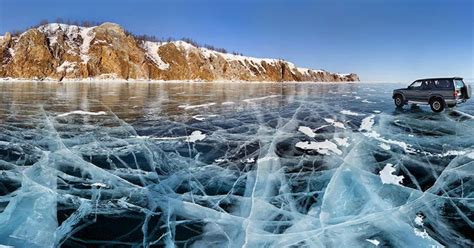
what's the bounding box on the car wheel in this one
[430,98,445,112]
[394,95,404,108]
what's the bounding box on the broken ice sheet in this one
[0,82,472,247]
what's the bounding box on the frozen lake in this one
[0,82,472,247]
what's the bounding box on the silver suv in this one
[392,77,471,112]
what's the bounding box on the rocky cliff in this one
[0,23,359,82]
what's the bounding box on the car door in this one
[418,80,433,102]
[405,81,422,101]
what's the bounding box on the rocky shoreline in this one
[0,22,359,82]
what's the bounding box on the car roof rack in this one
[415,77,463,81]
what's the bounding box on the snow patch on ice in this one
[91,183,107,188]
[413,228,430,239]
[379,143,390,150]
[186,131,206,143]
[415,214,424,226]
[298,126,316,138]
[340,110,364,116]
[324,118,346,129]
[365,131,415,154]
[467,152,474,159]
[366,239,380,246]
[0,244,15,248]
[436,150,468,158]
[178,103,216,110]
[359,114,375,131]
[192,114,217,121]
[379,163,404,186]
[245,158,255,163]
[57,110,107,118]
[334,137,349,147]
[295,140,342,155]
[243,95,280,103]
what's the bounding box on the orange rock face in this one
[0,22,359,82]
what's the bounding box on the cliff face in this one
[0,23,359,82]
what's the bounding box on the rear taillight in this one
[454,91,458,97]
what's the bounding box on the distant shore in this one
[0,77,359,84]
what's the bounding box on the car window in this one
[420,81,430,90]
[410,81,422,89]
[454,79,464,89]
[433,79,452,89]
[427,80,436,89]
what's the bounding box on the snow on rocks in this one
[56,61,77,73]
[8,48,15,57]
[379,163,404,186]
[80,27,95,64]
[143,41,170,70]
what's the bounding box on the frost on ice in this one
[0,82,472,247]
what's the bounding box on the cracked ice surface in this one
[0,82,473,247]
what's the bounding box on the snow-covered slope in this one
[0,23,359,82]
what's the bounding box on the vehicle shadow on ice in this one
[392,106,473,122]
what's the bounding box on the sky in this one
[0,0,472,82]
